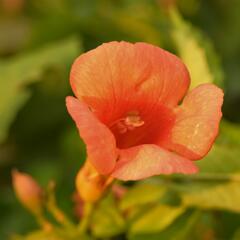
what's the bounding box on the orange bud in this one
[12,170,43,214]
[76,161,113,203]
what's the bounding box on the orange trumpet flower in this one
[66,41,223,181]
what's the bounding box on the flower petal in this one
[70,41,190,112]
[66,96,117,174]
[111,144,198,181]
[167,84,224,160]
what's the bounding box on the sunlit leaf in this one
[163,135,240,213]
[170,9,223,89]
[129,204,185,235]
[120,183,166,211]
[129,210,200,240]
[181,181,240,213]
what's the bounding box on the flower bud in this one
[12,170,43,214]
[76,161,112,203]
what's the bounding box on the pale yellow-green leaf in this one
[181,181,240,213]
[129,205,185,234]
[170,9,213,89]
[128,210,201,240]
[120,183,166,211]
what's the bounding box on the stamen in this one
[111,111,144,134]
[124,111,145,128]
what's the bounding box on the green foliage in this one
[233,228,240,240]
[218,120,240,146]
[170,9,224,89]
[11,229,91,240]
[0,37,80,143]
[129,210,201,240]
[129,205,185,235]
[197,144,240,174]
[0,0,240,239]
[120,183,166,211]
[181,181,240,213]
[91,194,125,238]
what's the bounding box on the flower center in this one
[111,111,145,134]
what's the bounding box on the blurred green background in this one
[1,0,240,239]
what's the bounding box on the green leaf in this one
[129,210,200,240]
[168,9,240,215]
[163,135,240,213]
[180,181,240,213]
[158,120,240,213]
[170,9,223,89]
[197,144,240,174]
[120,183,166,211]
[129,204,185,235]
[195,121,240,175]
[0,37,80,143]
[91,194,125,238]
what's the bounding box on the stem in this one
[34,210,52,232]
[78,202,94,234]
[47,197,73,228]
[46,181,74,228]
